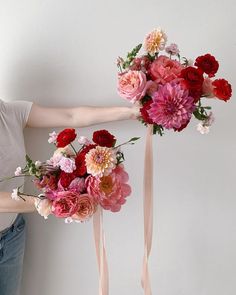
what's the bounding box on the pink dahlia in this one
[85,164,131,212]
[149,55,183,84]
[148,81,195,129]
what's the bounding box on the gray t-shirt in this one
[0,98,33,231]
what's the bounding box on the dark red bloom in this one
[180,67,204,90]
[212,79,232,101]
[194,54,219,77]
[92,130,116,147]
[75,152,87,177]
[59,171,76,188]
[173,118,191,132]
[188,88,203,103]
[56,128,77,148]
[81,144,97,154]
[140,100,154,124]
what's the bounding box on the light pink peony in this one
[85,164,131,212]
[72,193,97,222]
[52,191,81,218]
[149,55,183,84]
[117,70,147,103]
[148,81,195,129]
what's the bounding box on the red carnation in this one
[75,152,87,177]
[59,171,76,188]
[212,79,232,101]
[195,54,219,78]
[92,130,116,147]
[140,100,154,124]
[56,128,77,148]
[180,66,204,90]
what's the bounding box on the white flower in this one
[197,122,210,134]
[11,188,21,201]
[35,161,42,168]
[14,167,22,176]
[35,198,52,219]
[48,131,58,144]
[65,217,74,224]
[78,136,92,145]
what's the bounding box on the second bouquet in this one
[10,128,139,223]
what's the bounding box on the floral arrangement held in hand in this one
[11,128,139,222]
[117,28,232,135]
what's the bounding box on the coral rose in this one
[149,55,183,84]
[52,191,80,218]
[72,194,97,222]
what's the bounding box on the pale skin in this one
[0,102,141,214]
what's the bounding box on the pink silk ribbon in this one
[93,206,109,295]
[141,124,153,295]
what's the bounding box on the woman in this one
[0,98,140,295]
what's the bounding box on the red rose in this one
[212,79,232,101]
[180,67,204,90]
[140,100,154,124]
[59,171,76,188]
[92,130,116,147]
[75,152,87,177]
[56,128,77,148]
[194,54,219,78]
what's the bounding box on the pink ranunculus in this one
[149,55,183,84]
[52,191,80,218]
[85,164,131,212]
[202,77,214,98]
[72,193,97,222]
[117,70,147,103]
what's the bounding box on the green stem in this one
[70,143,77,155]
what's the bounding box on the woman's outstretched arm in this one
[27,103,141,128]
[0,191,36,213]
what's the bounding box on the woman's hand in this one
[129,101,142,120]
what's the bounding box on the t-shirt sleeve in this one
[8,100,33,128]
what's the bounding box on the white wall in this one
[0,0,235,294]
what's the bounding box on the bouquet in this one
[117,28,232,135]
[9,128,139,223]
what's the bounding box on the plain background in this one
[0,0,235,294]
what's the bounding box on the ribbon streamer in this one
[141,124,154,295]
[93,206,109,295]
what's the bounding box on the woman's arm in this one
[27,103,141,128]
[0,191,36,213]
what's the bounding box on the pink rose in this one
[149,55,183,84]
[52,191,80,218]
[117,70,147,103]
[202,77,214,98]
[86,164,131,212]
[72,193,97,222]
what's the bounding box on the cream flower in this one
[85,146,117,177]
[144,28,167,55]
